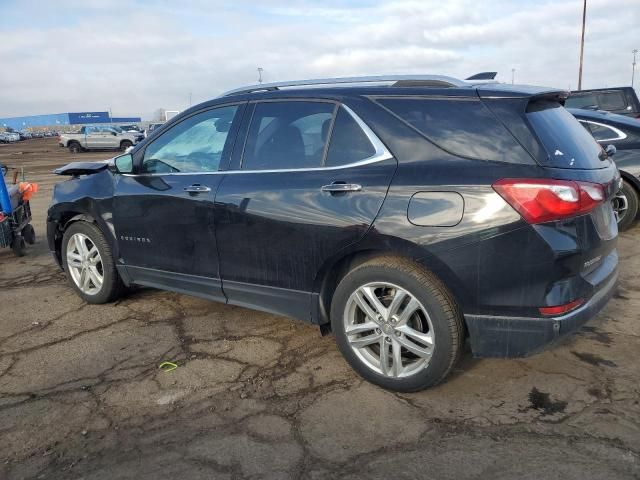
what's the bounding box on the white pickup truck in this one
[59,126,142,153]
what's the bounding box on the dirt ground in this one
[0,138,639,479]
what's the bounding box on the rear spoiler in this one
[476,84,570,103]
[54,161,109,176]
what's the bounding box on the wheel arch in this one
[313,240,468,333]
[620,170,640,194]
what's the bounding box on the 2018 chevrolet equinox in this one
[47,75,620,391]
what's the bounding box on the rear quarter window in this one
[375,97,532,164]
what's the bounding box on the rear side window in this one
[325,107,376,167]
[526,102,603,169]
[597,92,627,110]
[376,97,531,163]
[565,94,598,109]
[242,101,335,170]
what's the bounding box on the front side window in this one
[142,105,239,174]
[242,101,335,170]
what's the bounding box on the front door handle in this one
[321,183,362,193]
[184,184,211,193]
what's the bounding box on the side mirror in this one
[112,131,118,136]
[109,153,133,174]
[605,144,617,157]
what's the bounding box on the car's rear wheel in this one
[120,140,133,151]
[62,222,124,304]
[613,179,639,231]
[68,142,82,154]
[331,257,463,392]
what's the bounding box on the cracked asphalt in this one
[1,139,639,479]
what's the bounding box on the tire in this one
[11,235,26,257]
[331,256,464,392]
[613,179,639,232]
[22,224,36,245]
[61,221,124,304]
[120,140,133,151]
[68,142,82,154]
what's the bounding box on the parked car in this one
[48,75,620,392]
[566,87,640,118]
[0,132,19,143]
[144,122,164,138]
[570,107,640,230]
[58,125,140,153]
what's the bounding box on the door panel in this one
[215,160,397,292]
[112,103,244,300]
[214,100,397,321]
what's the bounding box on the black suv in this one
[566,87,640,118]
[47,76,620,392]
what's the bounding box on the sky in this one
[0,0,638,120]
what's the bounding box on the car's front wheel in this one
[331,257,464,392]
[68,142,82,154]
[62,222,124,304]
[613,179,639,231]
[120,140,133,151]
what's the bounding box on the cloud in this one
[0,0,638,119]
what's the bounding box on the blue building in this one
[0,112,142,130]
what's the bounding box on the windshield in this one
[526,101,605,169]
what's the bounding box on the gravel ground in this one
[0,138,639,479]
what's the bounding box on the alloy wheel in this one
[343,282,435,378]
[612,191,628,223]
[66,233,104,295]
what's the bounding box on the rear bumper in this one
[464,265,618,358]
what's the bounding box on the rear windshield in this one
[526,101,604,169]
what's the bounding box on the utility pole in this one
[577,0,587,90]
[189,92,192,107]
[257,67,264,84]
[633,49,638,89]
[511,68,515,85]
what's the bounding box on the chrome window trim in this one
[579,120,627,142]
[122,104,393,177]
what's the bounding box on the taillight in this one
[539,298,584,316]
[493,178,605,224]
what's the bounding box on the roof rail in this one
[220,75,468,97]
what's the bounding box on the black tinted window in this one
[587,122,623,142]
[526,102,603,169]
[142,105,238,173]
[597,92,627,110]
[377,97,530,163]
[325,107,376,167]
[565,94,598,109]
[242,101,335,170]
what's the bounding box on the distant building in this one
[0,112,142,130]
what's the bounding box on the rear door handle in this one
[184,184,211,193]
[321,183,362,193]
